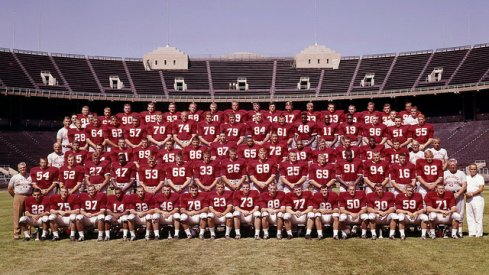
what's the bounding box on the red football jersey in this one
[308,163,336,185]
[321,110,345,124]
[262,141,288,163]
[157,148,181,163]
[285,190,314,211]
[390,162,416,185]
[30,166,59,189]
[395,193,424,212]
[25,196,50,214]
[197,121,220,143]
[193,160,221,186]
[248,159,278,183]
[128,193,153,212]
[335,146,361,160]
[424,191,455,210]
[165,162,192,185]
[363,160,390,183]
[263,110,283,123]
[84,160,110,185]
[339,122,363,141]
[182,145,205,163]
[247,120,272,142]
[411,123,434,144]
[111,162,137,183]
[209,141,237,159]
[270,122,295,142]
[103,125,124,146]
[220,158,247,180]
[85,124,105,145]
[206,111,223,123]
[361,110,382,125]
[233,190,260,211]
[172,119,196,140]
[152,192,180,211]
[293,121,317,140]
[366,192,395,211]
[416,159,443,182]
[282,110,301,124]
[315,122,340,142]
[109,147,133,163]
[59,165,84,189]
[220,122,247,142]
[207,190,234,212]
[188,110,203,122]
[162,111,179,123]
[311,147,337,164]
[138,164,165,186]
[312,191,339,210]
[65,150,88,166]
[180,192,209,211]
[237,143,260,160]
[106,194,131,213]
[123,125,147,145]
[140,110,162,125]
[78,193,107,214]
[384,147,409,164]
[49,194,80,212]
[116,112,139,126]
[335,159,363,182]
[279,161,308,183]
[339,191,367,213]
[259,191,286,209]
[359,144,386,161]
[362,123,387,143]
[223,109,248,123]
[146,121,172,142]
[288,147,312,162]
[76,114,91,128]
[306,111,321,122]
[386,125,412,144]
[132,145,158,165]
[67,128,88,147]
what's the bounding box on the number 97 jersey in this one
[78,193,107,214]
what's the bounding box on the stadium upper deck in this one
[1,43,489,103]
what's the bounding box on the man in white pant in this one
[465,164,484,237]
[425,184,462,239]
[443,159,467,238]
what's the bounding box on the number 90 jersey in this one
[78,193,107,214]
[339,190,367,213]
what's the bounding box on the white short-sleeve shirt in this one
[466,174,484,195]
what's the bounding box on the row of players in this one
[19,182,462,241]
[57,101,436,155]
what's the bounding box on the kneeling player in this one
[127,186,154,240]
[425,184,462,239]
[366,184,397,240]
[180,185,209,239]
[19,189,50,241]
[49,187,80,241]
[105,187,131,240]
[152,185,181,239]
[233,182,261,239]
[395,185,428,240]
[207,182,234,239]
[338,185,369,239]
[283,184,315,239]
[312,185,340,240]
[77,185,107,241]
[260,184,286,239]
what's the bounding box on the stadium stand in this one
[124,59,165,95]
[210,59,274,92]
[88,57,133,94]
[274,59,322,92]
[0,49,34,89]
[449,44,489,85]
[319,57,359,95]
[51,54,102,93]
[383,51,432,90]
[350,54,396,93]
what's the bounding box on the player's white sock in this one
[24,231,30,238]
[42,230,48,237]
[209,228,216,236]
[70,230,76,237]
[458,226,463,234]
[421,229,427,237]
[429,229,435,236]
[255,229,260,236]
[342,230,348,236]
[225,227,231,236]
[399,229,405,236]
[332,230,338,236]
[286,230,293,236]
[451,229,457,236]
[105,230,110,237]
[306,229,312,235]
[98,231,103,238]
[389,230,395,237]
[145,229,150,237]
[174,229,180,237]
[362,229,367,236]
[199,229,205,237]
[370,229,376,237]
[235,229,241,235]
[184,229,191,236]
[263,229,269,236]
[318,230,324,236]
[53,231,59,238]
[153,230,159,237]
[130,231,136,238]
[122,229,128,237]
[79,231,85,238]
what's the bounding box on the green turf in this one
[1,190,488,274]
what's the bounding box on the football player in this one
[259,184,286,239]
[279,151,308,193]
[220,147,247,191]
[416,150,443,198]
[31,157,59,196]
[77,185,107,241]
[206,182,234,239]
[366,184,397,240]
[19,188,50,241]
[127,186,154,240]
[151,185,181,239]
[233,182,261,239]
[425,184,462,239]
[105,187,131,240]
[312,185,340,239]
[395,185,428,240]
[338,185,369,239]
[283,184,314,239]
[179,184,209,239]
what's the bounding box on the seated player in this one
[279,151,308,193]
[248,148,277,192]
[207,182,234,240]
[104,187,131,241]
[363,152,390,194]
[193,151,221,192]
[283,184,315,239]
[49,187,80,241]
[233,182,261,240]
[338,185,369,239]
[19,188,50,241]
[220,148,247,191]
[77,185,107,241]
[425,184,462,239]
[110,153,136,194]
[127,186,154,240]
[151,185,181,240]
[260,184,286,240]
[366,184,397,240]
[395,185,428,240]
[312,185,340,240]
[179,185,209,239]
[308,154,336,192]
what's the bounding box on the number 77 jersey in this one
[284,190,313,211]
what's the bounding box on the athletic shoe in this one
[286,235,292,240]
[154,236,159,241]
[361,234,367,239]
[451,235,459,239]
[277,235,282,240]
[235,234,241,240]
[400,235,406,240]
[210,235,215,240]
[198,235,205,240]
[23,237,30,242]
[130,236,136,241]
[104,236,110,241]
[77,236,85,242]
[122,236,128,241]
[371,235,377,240]
[305,234,311,240]
[389,235,395,240]
[97,237,104,242]
[52,236,60,241]
[254,235,260,240]
[333,235,339,240]
[318,235,324,240]
[421,235,426,240]
[225,235,230,240]
[145,235,150,241]
[70,236,76,242]
[263,235,269,240]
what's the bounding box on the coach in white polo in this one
[8,162,33,240]
[47,142,65,168]
[465,164,484,237]
[443,158,466,237]
[56,116,71,153]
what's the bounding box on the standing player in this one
[262,132,288,164]
[220,113,247,145]
[182,137,205,165]
[117,103,139,126]
[179,185,209,239]
[335,150,363,191]
[30,157,59,196]
[395,185,428,240]
[233,182,261,239]
[48,187,80,241]
[19,188,50,241]
[67,120,89,150]
[165,153,193,193]
[85,117,105,151]
[366,184,397,239]
[138,157,165,194]
[443,159,466,237]
[390,153,416,195]
[259,184,286,239]
[220,148,247,191]
[146,113,172,147]
[248,148,278,191]
[84,152,111,192]
[193,151,221,192]
[279,151,308,193]
[338,185,369,239]
[322,102,345,124]
[77,185,107,241]
[411,114,434,150]
[140,102,161,125]
[359,137,385,161]
[77,106,92,128]
[361,102,382,125]
[47,143,65,168]
[59,154,84,194]
[363,152,390,194]
[104,187,131,241]
[110,153,136,194]
[197,112,220,146]
[384,139,409,164]
[425,184,462,239]
[206,182,234,239]
[416,150,443,198]
[157,140,181,164]
[427,138,449,170]
[312,185,340,239]
[270,116,294,145]
[247,112,271,145]
[283,184,315,239]
[308,155,336,192]
[151,185,181,240]
[237,137,260,161]
[163,102,179,123]
[103,116,124,151]
[339,114,363,146]
[263,102,282,123]
[123,116,147,149]
[223,101,247,123]
[132,138,158,169]
[173,111,197,149]
[282,101,301,124]
[386,117,412,148]
[409,141,424,165]
[293,112,317,148]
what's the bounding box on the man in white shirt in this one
[409,141,424,165]
[443,159,466,237]
[56,116,71,153]
[47,143,65,168]
[465,164,484,237]
[428,138,449,170]
[403,106,419,126]
[8,162,33,240]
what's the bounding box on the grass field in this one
[1,190,488,275]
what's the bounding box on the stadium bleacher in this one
[51,54,102,94]
[449,44,489,85]
[383,51,432,91]
[0,50,34,89]
[350,54,396,93]
[320,57,359,95]
[88,57,133,94]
